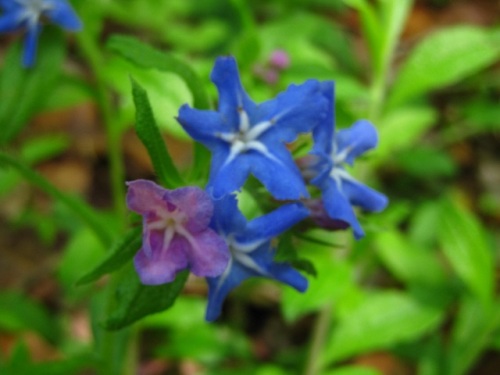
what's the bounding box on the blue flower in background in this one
[308,81,388,239]
[177,56,328,200]
[0,0,81,67]
[126,180,230,285]
[205,194,309,321]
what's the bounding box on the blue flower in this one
[307,81,388,239]
[126,180,230,285]
[205,194,309,321]
[0,0,81,67]
[177,56,328,200]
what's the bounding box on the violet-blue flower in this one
[126,180,230,285]
[205,194,309,321]
[177,56,328,200]
[0,0,81,67]
[307,81,388,239]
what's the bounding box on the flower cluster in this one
[126,56,387,321]
[0,0,81,67]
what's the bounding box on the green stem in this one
[303,303,333,375]
[75,32,126,228]
[73,7,131,375]
[368,0,413,121]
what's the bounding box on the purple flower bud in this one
[269,49,290,70]
[126,180,230,285]
[303,199,350,231]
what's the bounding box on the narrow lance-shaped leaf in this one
[104,266,188,330]
[131,79,184,188]
[438,197,494,308]
[108,34,212,181]
[0,29,65,145]
[446,298,500,375]
[388,26,500,107]
[321,291,444,365]
[107,34,210,110]
[76,226,142,286]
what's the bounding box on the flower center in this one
[16,0,53,25]
[215,106,284,167]
[213,235,269,293]
[329,141,355,190]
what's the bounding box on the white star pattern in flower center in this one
[329,140,356,191]
[145,206,201,258]
[213,235,269,294]
[215,106,287,168]
[15,0,53,26]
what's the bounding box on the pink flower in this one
[126,180,230,285]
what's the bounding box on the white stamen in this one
[233,252,268,276]
[238,107,250,133]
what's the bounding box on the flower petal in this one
[205,260,248,321]
[258,79,329,144]
[237,202,309,244]
[0,12,22,32]
[0,2,18,10]
[312,81,335,155]
[210,56,255,126]
[126,179,168,215]
[210,194,246,236]
[134,235,189,285]
[342,178,388,212]
[205,243,307,321]
[184,228,229,278]
[321,179,365,239]
[166,187,214,233]
[177,105,232,143]
[250,144,309,200]
[336,120,378,165]
[208,153,251,199]
[22,25,41,68]
[45,1,82,30]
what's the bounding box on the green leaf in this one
[377,0,412,75]
[0,292,60,343]
[344,0,382,72]
[131,79,184,188]
[389,26,500,106]
[397,147,457,178]
[321,291,444,364]
[1,345,97,375]
[282,244,356,322]
[446,298,500,375]
[0,29,65,145]
[58,228,106,292]
[438,197,494,308]
[21,135,70,163]
[104,266,188,330]
[103,55,192,139]
[376,106,437,162]
[77,227,142,286]
[107,34,210,110]
[375,231,446,287]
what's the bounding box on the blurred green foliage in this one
[0,0,499,374]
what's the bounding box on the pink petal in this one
[133,235,189,285]
[167,187,214,232]
[185,229,230,278]
[126,180,168,215]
